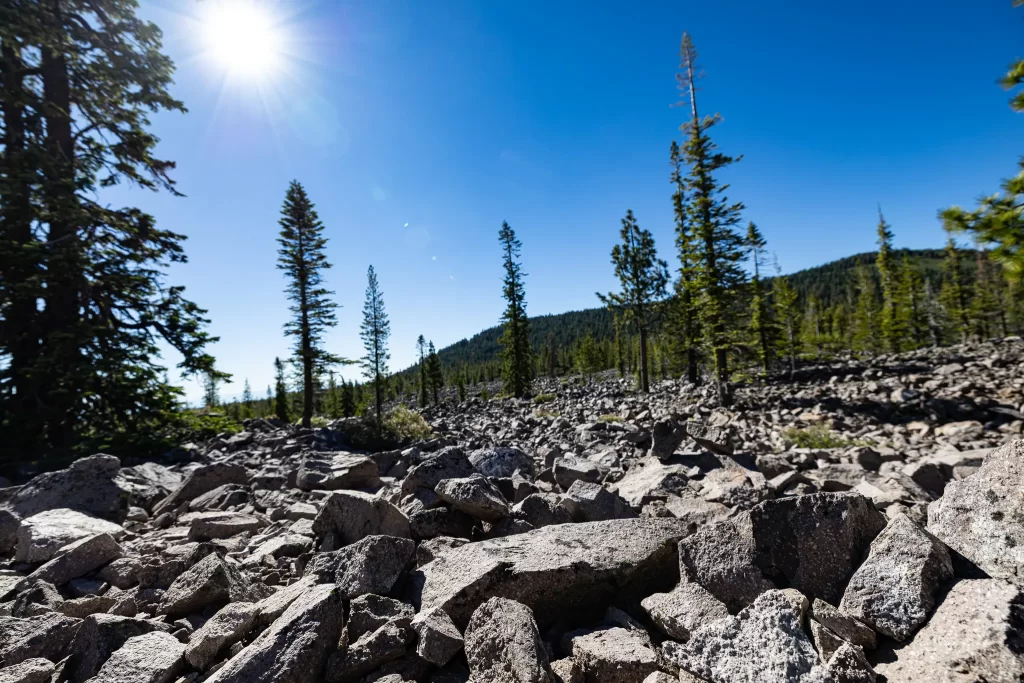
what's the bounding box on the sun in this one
[202,1,283,78]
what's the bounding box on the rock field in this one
[1,337,1023,683]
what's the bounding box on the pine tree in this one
[897,255,929,349]
[0,1,224,461]
[575,333,603,378]
[597,210,669,393]
[676,33,747,405]
[360,265,391,427]
[497,222,532,397]
[455,368,467,403]
[669,140,701,383]
[971,249,1005,339]
[546,333,558,377]
[340,380,356,418]
[326,372,340,419]
[745,223,773,375]
[938,237,971,343]
[773,275,801,376]
[800,295,824,358]
[427,341,444,404]
[416,335,429,408]
[203,372,220,410]
[276,181,339,428]
[875,210,905,352]
[242,380,254,417]
[852,265,879,353]
[273,357,290,422]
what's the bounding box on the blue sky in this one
[112,0,1024,402]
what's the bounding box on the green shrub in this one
[165,411,242,444]
[598,414,623,423]
[533,393,556,404]
[479,387,491,401]
[782,424,865,449]
[309,416,330,429]
[383,405,433,443]
[535,409,560,419]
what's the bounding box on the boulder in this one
[928,439,1024,584]
[412,607,463,667]
[464,597,554,683]
[435,475,510,522]
[326,618,414,683]
[469,446,534,479]
[296,453,381,491]
[749,493,886,605]
[21,532,121,587]
[560,481,636,522]
[512,494,572,528]
[184,601,258,670]
[187,513,263,541]
[0,614,80,667]
[401,447,476,495]
[0,510,19,555]
[5,454,127,522]
[87,631,184,683]
[611,457,690,507]
[411,518,688,628]
[311,490,411,549]
[664,589,826,683]
[0,658,54,683]
[552,456,607,491]
[875,579,1024,682]
[677,515,774,612]
[205,583,345,683]
[114,463,183,511]
[153,463,248,515]
[839,514,953,641]
[157,553,251,618]
[568,627,661,683]
[64,614,164,683]
[349,594,414,641]
[823,643,877,683]
[641,581,729,641]
[15,508,124,564]
[648,420,687,460]
[809,599,876,651]
[305,535,415,598]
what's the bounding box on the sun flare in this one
[203,1,283,78]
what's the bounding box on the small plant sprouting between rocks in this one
[782,424,866,449]
[533,393,556,404]
[599,414,624,423]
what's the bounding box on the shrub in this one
[782,424,865,449]
[383,405,433,443]
[533,393,556,404]
[598,414,623,423]
[164,411,242,444]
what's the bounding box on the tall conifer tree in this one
[427,342,444,404]
[273,357,290,422]
[669,140,701,383]
[360,265,391,427]
[276,181,338,428]
[939,236,971,343]
[598,210,669,393]
[675,33,747,405]
[875,210,904,352]
[416,335,428,408]
[745,223,773,375]
[497,222,532,397]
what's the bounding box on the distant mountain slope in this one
[426,247,975,371]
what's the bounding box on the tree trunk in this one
[638,325,649,393]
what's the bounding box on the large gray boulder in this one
[665,589,826,683]
[749,493,886,605]
[875,579,1024,682]
[402,447,476,495]
[64,613,163,683]
[435,475,510,522]
[839,514,953,641]
[641,580,729,641]
[87,631,184,683]
[296,453,381,491]
[0,614,81,667]
[304,535,415,598]
[15,509,123,564]
[464,597,553,683]
[311,490,411,549]
[468,446,534,479]
[205,583,345,683]
[928,439,1024,584]
[611,457,690,508]
[184,601,258,670]
[20,533,121,588]
[153,463,248,515]
[114,463,182,511]
[568,627,662,683]
[157,553,251,618]
[4,455,128,522]
[560,480,636,522]
[0,658,54,683]
[411,518,689,628]
[677,515,774,612]
[412,608,463,667]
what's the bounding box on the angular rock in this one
[0,613,80,667]
[749,493,886,605]
[158,553,251,618]
[412,607,463,667]
[839,514,953,641]
[677,515,774,612]
[412,518,688,628]
[327,618,414,683]
[823,643,876,683]
[153,463,248,515]
[114,462,183,511]
[685,421,733,455]
[568,627,661,683]
[560,481,636,522]
[928,439,1024,584]
[409,508,475,541]
[612,457,690,508]
[464,597,554,683]
[185,601,258,670]
[552,456,606,491]
[0,510,18,555]
[665,589,825,683]
[435,475,510,522]
[97,557,140,589]
[5,454,127,522]
[641,581,729,641]
[64,614,162,683]
[188,513,262,541]
[348,594,415,641]
[23,533,121,587]
[551,658,584,683]
[512,494,572,528]
[305,534,415,598]
[401,447,476,495]
[648,420,687,460]
[296,453,381,491]
[809,620,847,662]
[205,583,345,683]
[0,658,54,683]
[311,491,411,549]
[875,579,1024,682]
[809,599,876,651]
[469,446,534,479]
[88,631,184,683]
[253,576,316,626]
[15,509,124,564]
